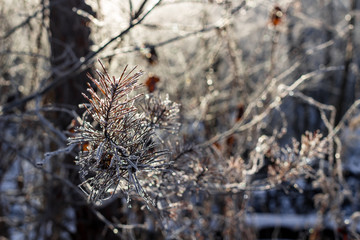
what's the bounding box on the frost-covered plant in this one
[68,60,179,205]
[141,94,180,132]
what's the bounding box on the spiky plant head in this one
[69,60,175,205]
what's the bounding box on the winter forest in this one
[1,0,360,239]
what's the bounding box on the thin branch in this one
[1,6,45,39]
[89,207,122,237]
[129,0,134,19]
[101,2,247,59]
[332,99,360,137]
[335,0,357,124]
[1,139,86,201]
[133,0,149,20]
[0,50,49,59]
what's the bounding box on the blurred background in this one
[0,0,360,239]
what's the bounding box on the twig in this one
[133,0,148,20]
[332,99,360,137]
[101,2,247,59]
[100,21,227,59]
[89,207,122,237]
[35,97,68,142]
[335,0,357,124]
[1,139,86,201]
[1,6,46,39]
[0,50,48,59]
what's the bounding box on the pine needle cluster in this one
[68,61,179,205]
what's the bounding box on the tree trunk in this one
[48,0,95,128]
[47,1,106,239]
